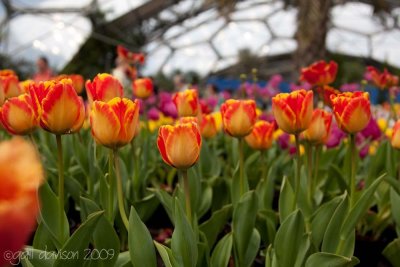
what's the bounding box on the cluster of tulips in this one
[1,59,400,267]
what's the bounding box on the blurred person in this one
[173,73,187,92]
[204,83,224,111]
[33,56,53,82]
[112,57,132,96]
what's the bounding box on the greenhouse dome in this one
[1,0,400,75]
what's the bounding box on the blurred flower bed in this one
[1,56,400,267]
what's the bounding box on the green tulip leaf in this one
[128,206,157,267]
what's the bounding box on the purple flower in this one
[290,82,312,92]
[326,121,346,148]
[148,107,160,120]
[268,74,283,89]
[360,118,381,141]
[340,83,360,92]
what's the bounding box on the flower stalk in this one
[349,134,357,207]
[113,149,129,230]
[294,133,301,206]
[56,134,65,241]
[182,169,192,223]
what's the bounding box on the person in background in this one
[33,56,53,82]
[112,57,132,97]
[173,73,187,92]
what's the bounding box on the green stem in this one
[397,150,400,182]
[294,133,301,206]
[313,145,322,198]
[182,169,192,223]
[239,137,245,196]
[349,134,357,208]
[306,142,313,206]
[28,133,38,151]
[107,150,114,222]
[113,149,129,230]
[56,134,65,242]
[389,91,398,121]
[260,151,268,180]
[131,139,138,200]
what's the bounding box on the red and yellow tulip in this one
[245,120,275,150]
[90,97,140,148]
[330,91,371,133]
[0,69,22,98]
[0,94,39,135]
[0,138,43,267]
[132,78,153,99]
[173,89,199,117]
[220,99,257,137]
[272,90,313,134]
[55,74,85,94]
[317,85,340,107]
[200,113,219,139]
[157,121,201,169]
[366,66,399,89]
[300,60,338,86]
[391,120,400,149]
[117,45,145,64]
[85,73,124,105]
[29,79,85,134]
[302,109,333,144]
[19,80,35,93]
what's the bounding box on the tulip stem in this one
[313,144,322,199]
[389,92,398,121]
[397,150,400,182]
[294,133,301,206]
[56,134,65,242]
[182,169,192,224]
[131,139,139,200]
[349,134,357,207]
[113,149,129,230]
[239,137,245,197]
[306,142,313,206]
[107,150,114,222]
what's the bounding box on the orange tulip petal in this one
[41,83,83,134]
[90,101,121,147]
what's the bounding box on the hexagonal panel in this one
[331,3,384,35]
[267,8,297,38]
[162,44,217,75]
[143,44,172,75]
[371,29,400,68]
[327,28,370,57]
[232,1,282,20]
[170,18,225,48]
[212,21,271,57]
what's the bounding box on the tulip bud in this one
[391,120,400,149]
[0,138,44,267]
[173,89,199,117]
[272,90,313,134]
[132,78,153,99]
[0,94,39,135]
[245,120,275,150]
[220,99,257,137]
[85,73,124,105]
[302,109,333,144]
[157,122,201,169]
[90,97,140,148]
[366,66,399,89]
[330,91,371,133]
